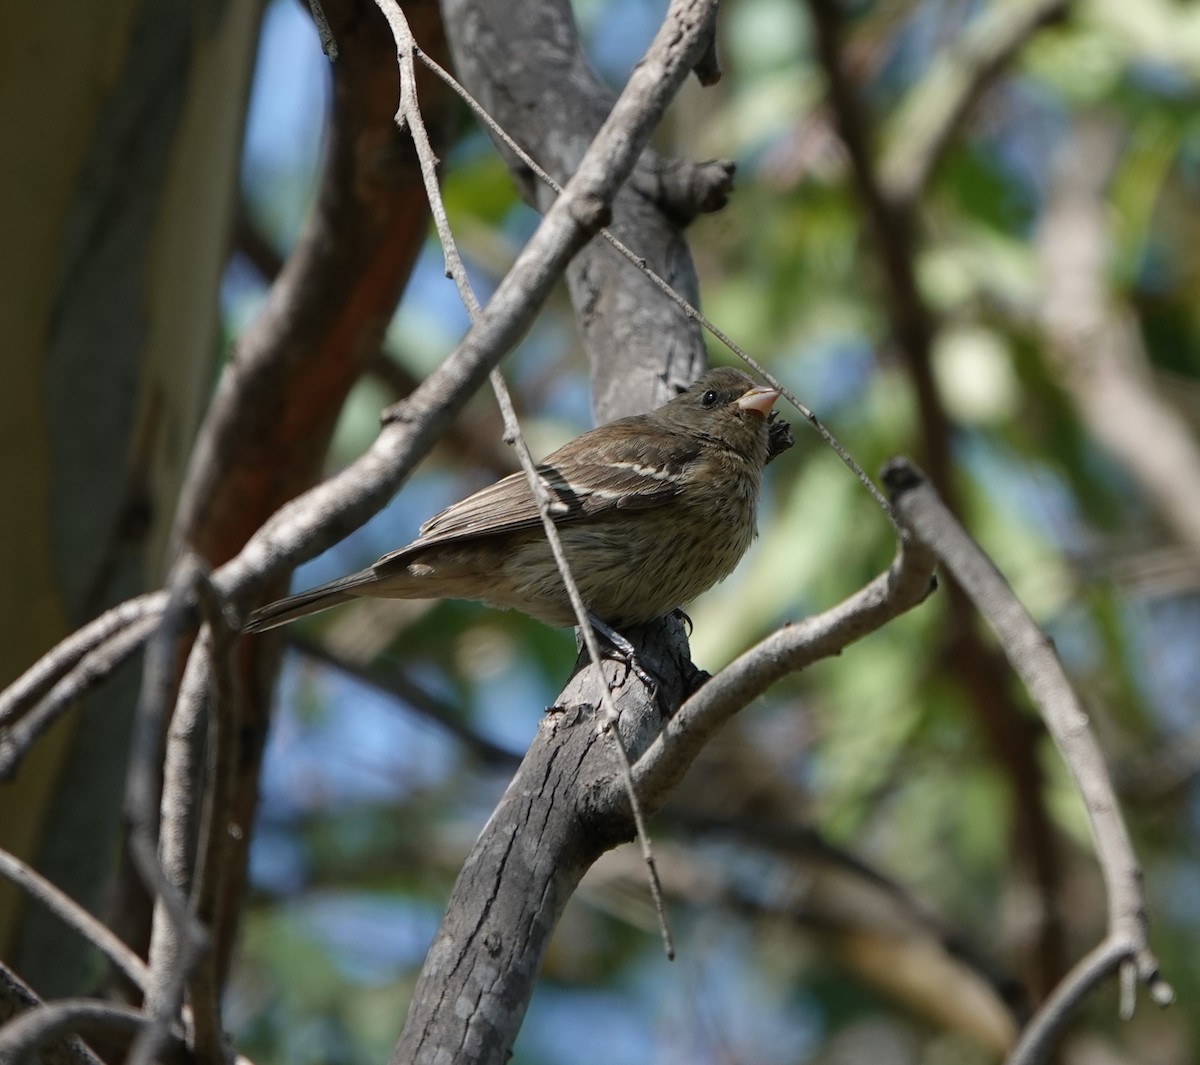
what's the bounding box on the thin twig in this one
[0,591,166,728]
[1005,938,1133,1065]
[0,848,150,993]
[305,0,338,61]
[121,557,212,1065]
[136,636,220,1065]
[381,0,675,956]
[126,830,209,1065]
[184,574,240,1064]
[413,45,897,528]
[0,613,161,780]
[123,557,204,853]
[289,634,522,769]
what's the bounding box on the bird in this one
[244,367,786,638]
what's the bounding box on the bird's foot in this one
[585,614,659,695]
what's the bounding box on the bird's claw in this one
[670,607,694,635]
[585,614,660,698]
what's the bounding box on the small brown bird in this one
[244,367,786,636]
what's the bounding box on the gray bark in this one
[441,0,731,421]
[392,624,696,1065]
[393,1,723,1059]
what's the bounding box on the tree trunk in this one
[0,0,262,995]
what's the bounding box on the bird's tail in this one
[243,569,376,634]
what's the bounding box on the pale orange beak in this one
[736,384,781,418]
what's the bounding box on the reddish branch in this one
[804,0,1068,996]
[142,0,457,982]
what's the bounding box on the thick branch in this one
[392,621,694,1065]
[440,0,721,420]
[398,470,936,1062]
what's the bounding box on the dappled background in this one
[215,1,1200,1063]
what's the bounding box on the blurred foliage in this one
[229,0,1200,1062]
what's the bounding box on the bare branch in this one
[886,458,1173,1054]
[379,0,678,959]
[632,524,937,808]
[232,205,513,479]
[187,581,243,1065]
[0,592,165,730]
[151,2,462,980]
[0,965,106,1065]
[1005,939,1131,1065]
[306,0,339,60]
[0,0,730,785]
[392,619,696,1064]
[0,998,186,1065]
[118,557,213,1065]
[0,613,161,781]
[0,847,149,993]
[440,0,712,419]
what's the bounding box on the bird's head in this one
[657,367,784,464]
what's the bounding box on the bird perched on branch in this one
[244,367,790,637]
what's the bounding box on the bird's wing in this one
[374,421,699,566]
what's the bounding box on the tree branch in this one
[885,458,1173,1059]
[0,848,149,993]
[805,0,1070,993]
[0,997,188,1065]
[392,619,696,1064]
[0,964,106,1065]
[0,0,726,778]
[396,485,936,1062]
[880,0,1072,205]
[1038,117,1200,556]
[632,521,937,808]
[440,0,718,420]
[0,593,165,731]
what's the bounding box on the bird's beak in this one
[736,385,781,419]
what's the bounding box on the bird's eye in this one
[700,389,719,408]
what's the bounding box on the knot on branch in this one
[692,23,722,86]
[632,158,736,225]
[568,191,614,235]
